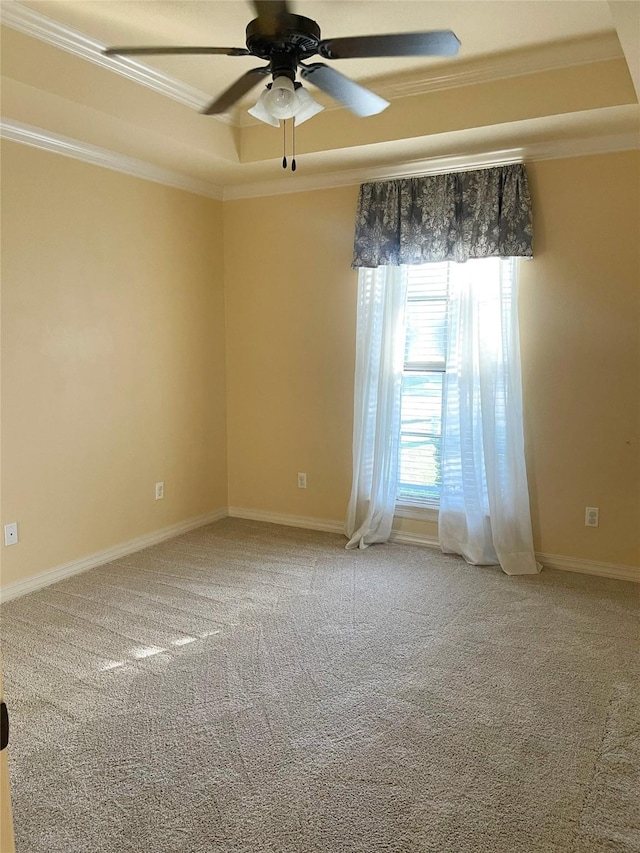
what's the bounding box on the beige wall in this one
[224,151,640,567]
[2,144,638,591]
[521,153,639,566]
[0,141,228,588]
[224,186,358,521]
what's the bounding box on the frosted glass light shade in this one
[293,87,324,125]
[247,90,280,127]
[264,76,297,119]
[248,79,324,127]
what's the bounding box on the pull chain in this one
[280,118,297,172]
[282,118,287,169]
[291,119,296,172]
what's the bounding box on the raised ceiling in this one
[1,0,638,197]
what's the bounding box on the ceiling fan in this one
[103,0,461,123]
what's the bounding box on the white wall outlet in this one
[585,506,599,527]
[297,472,307,489]
[4,522,18,546]
[155,482,164,500]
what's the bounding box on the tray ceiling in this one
[1,0,638,196]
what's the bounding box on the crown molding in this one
[222,132,640,199]
[0,118,224,200]
[237,32,624,128]
[0,1,234,124]
[375,32,624,101]
[224,151,525,199]
[2,117,636,202]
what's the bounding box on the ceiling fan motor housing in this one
[246,14,321,80]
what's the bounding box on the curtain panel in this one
[345,266,408,550]
[352,164,533,268]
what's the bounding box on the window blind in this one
[398,263,451,507]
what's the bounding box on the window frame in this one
[396,262,452,514]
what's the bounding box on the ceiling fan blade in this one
[318,30,460,60]
[202,66,271,114]
[300,63,389,117]
[251,1,293,33]
[103,46,250,57]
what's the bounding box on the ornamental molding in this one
[2,119,637,201]
[374,32,624,100]
[0,0,231,122]
[0,118,224,199]
[222,132,640,199]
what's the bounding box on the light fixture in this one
[292,86,325,125]
[247,91,280,127]
[264,76,297,119]
[248,75,324,127]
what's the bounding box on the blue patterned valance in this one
[352,164,533,268]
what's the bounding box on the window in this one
[397,258,517,510]
[347,166,534,559]
[397,263,450,509]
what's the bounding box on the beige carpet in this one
[1,518,638,852]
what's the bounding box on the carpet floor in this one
[1,518,638,852]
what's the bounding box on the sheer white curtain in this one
[438,258,540,575]
[345,266,407,550]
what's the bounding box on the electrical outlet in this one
[4,522,18,546]
[155,482,164,500]
[297,472,307,489]
[585,506,599,528]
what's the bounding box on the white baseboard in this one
[0,509,228,603]
[228,507,639,582]
[227,507,439,549]
[3,508,636,604]
[227,506,344,535]
[535,552,639,584]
